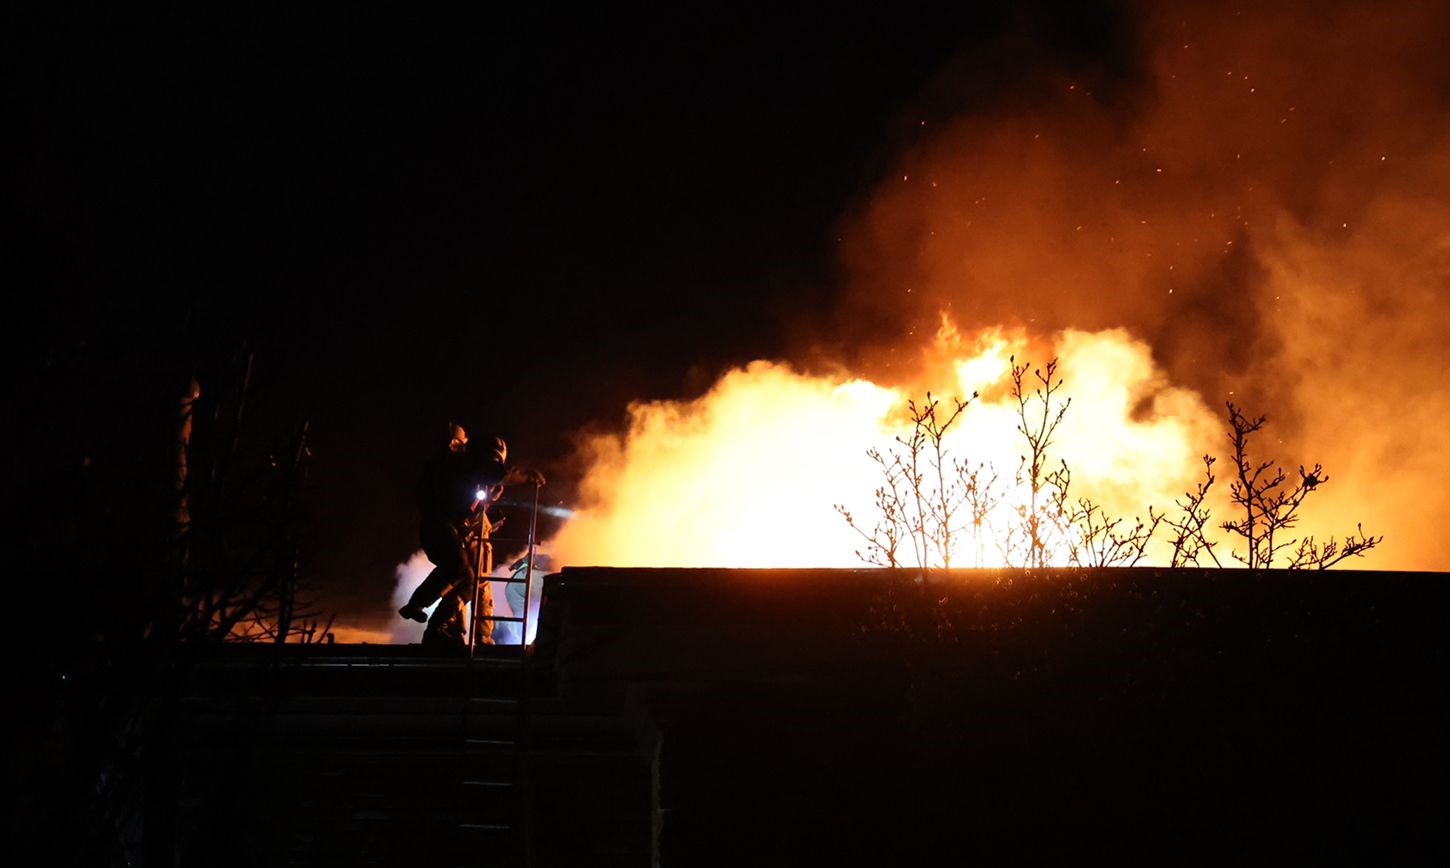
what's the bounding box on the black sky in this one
[12,4,1132,625]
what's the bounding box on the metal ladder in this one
[455,481,543,868]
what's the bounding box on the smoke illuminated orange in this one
[546,0,1450,572]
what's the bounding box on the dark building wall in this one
[170,566,1449,865]
[542,567,1449,864]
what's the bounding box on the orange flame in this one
[549,325,1222,569]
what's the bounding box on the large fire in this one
[545,1,1450,573]
[549,325,1227,569]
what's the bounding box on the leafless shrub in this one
[844,367,1384,574]
[1047,461,1163,567]
[1008,357,1071,568]
[837,392,979,570]
[1289,524,1385,570]
[1220,402,1382,569]
[836,447,912,568]
[960,459,1003,568]
[1165,455,1223,567]
[921,395,971,568]
[169,360,329,645]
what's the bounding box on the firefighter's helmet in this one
[448,422,468,452]
[510,552,553,574]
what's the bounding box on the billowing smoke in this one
[824,0,1450,569]
[550,0,1450,573]
[388,551,438,644]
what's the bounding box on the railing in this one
[466,478,544,654]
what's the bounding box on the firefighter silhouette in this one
[401,423,543,650]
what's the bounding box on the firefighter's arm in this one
[503,466,546,487]
[463,510,504,539]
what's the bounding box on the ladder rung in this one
[473,615,526,623]
[463,780,513,788]
[466,738,515,747]
[467,696,517,704]
[459,823,511,831]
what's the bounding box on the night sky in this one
[13,4,1132,625]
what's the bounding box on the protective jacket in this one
[410,443,509,649]
[417,447,507,526]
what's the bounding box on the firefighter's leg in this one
[400,566,444,622]
[422,586,468,650]
[401,521,468,621]
[422,525,480,649]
